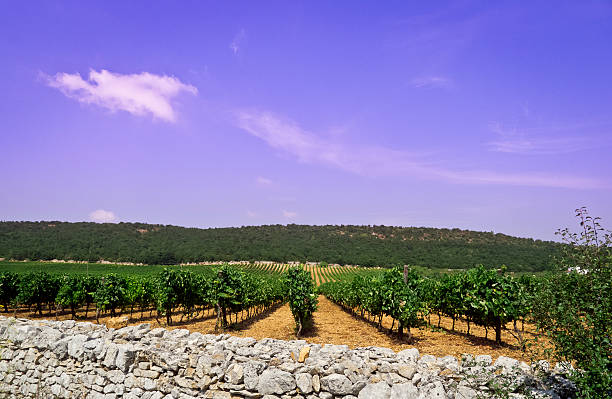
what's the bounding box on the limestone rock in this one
[397,348,419,363]
[396,364,417,379]
[357,382,391,399]
[320,373,353,395]
[312,374,320,392]
[475,354,492,366]
[298,346,310,363]
[68,334,88,358]
[422,381,447,399]
[494,356,520,371]
[295,373,313,394]
[390,382,418,399]
[257,368,296,395]
[115,344,136,372]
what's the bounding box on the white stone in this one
[257,368,296,395]
[358,382,391,399]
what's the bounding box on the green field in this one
[0,260,217,276]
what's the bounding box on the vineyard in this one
[0,260,600,348]
[319,266,534,344]
[241,262,380,285]
[0,260,584,350]
[0,260,378,285]
[0,260,538,346]
[0,210,609,398]
[0,264,285,329]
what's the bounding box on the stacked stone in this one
[0,317,574,399]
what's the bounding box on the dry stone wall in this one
[0,316,575,399]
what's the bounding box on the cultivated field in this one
[0,260,549,363]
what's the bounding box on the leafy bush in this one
[284,267,318,336]
[156,269,198,325]
[212,265,245,329]
[93,274,127,320]
[82,275,98,318]
[0,272,19,312]
[16,272,59,315]
[532,208,611,398]
[381,267,424,340]
[56,274,87,318]
[133,277,155,319]
[319,267,423,340]
[462,265,521,344]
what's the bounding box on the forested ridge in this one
[0,221,561,271]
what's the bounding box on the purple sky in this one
[1,1,611,240]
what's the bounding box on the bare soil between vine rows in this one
[8,296,549,363]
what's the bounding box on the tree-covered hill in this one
[0,221,561,271]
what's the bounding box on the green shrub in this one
[0,272,19,312]
[532,208,611,398]
[16,272,59,315]
[56,274,87,318]
[93,274,127,320]
[284,267,318,336]
[156,269,198,325]
[212,265,245,329]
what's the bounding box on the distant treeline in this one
[0,222,561,271]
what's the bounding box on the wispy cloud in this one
[89,209,117,223]
[487,122,597,155]
[230,29,246,55]
[246,210,257,218]
[256,176,273,186]
[235,110,606,189]
[282,210,297,219]
[410,76,452,89]
[44,69,197,122]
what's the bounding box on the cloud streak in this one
[230,29,246,55]
[45,69,197,122]
[256,176,273,186]
[410,76,452,89]
[282,210,297,218]
[487,122,598,155]
[235,110,606,189]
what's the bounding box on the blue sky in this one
[1,1,611,240]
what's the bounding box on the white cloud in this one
[246,210,257,218]
[235,110,606,189]
[410,76,452,89]
[44,69,197,122]
[282,210,298,218]
[256,176,273,186]
[230,29,246,55]
[89,209,117,223]
[487,122,596,155]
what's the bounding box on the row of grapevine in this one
[319,266,426,341]
[238,262,369,286]
[319,265,535,344]
[425,266,531,344]
[284,267,318,336]
[0,265,284,328]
